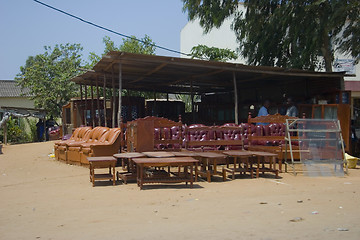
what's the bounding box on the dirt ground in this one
[0,141,359,240]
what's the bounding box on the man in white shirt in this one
[286,97,298,117]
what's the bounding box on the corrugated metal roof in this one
[0,80,31,97]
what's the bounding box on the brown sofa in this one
[66,127,109,165]
[79,128,122,165]
[55,127,92,161]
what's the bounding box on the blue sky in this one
[0,0,189,79]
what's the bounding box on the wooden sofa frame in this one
[185,126,244,151]
[247,113,302,170]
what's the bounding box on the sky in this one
[0,0,190,80]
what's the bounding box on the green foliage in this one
[26,118,38,142]
[15,43,83,118]
[0,117,31,144]
[87,35,158,99]
[176,94,200,113]
[87,35,156,68]
[183,0,360,71]
[190,44,238,61]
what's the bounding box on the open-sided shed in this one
[71,51,345,126]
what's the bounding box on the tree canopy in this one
[183,0,360,71]
[87,35,156,67]
[15,43,83,118]
[190,44,238,61]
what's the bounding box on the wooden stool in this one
[88,156,117,187]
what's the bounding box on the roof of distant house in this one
[0,80,31,97]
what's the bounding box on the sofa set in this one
[54,126,123,165]
[54,114,297,166]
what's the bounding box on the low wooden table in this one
[251,151,279,178]
[142,151,176,158]
[222,150,254,179]
[88,156,117,187]
[193,152,227,182]
[113,152,146,184]
[132,157,198,190]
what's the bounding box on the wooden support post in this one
[112,65,116,128]
[153,91,157,116]
[118,62,122,127]
[80,84,83,126]
[233,72,239,124]
[4,121,7,144]
[96,77,101,126]
[91,83,95,127]
[84,84,88,126]
[191,80,195,123]
[43,117,46,141]
[103,74,107,127]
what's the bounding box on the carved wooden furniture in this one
[247,113,299,171]
[126,116,183,152]
[185,125,244,151]
[132,157,199,190]
[88,156,117,187]
[222,150,254,179]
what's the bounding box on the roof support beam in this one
[233,72,238,125]
[111,65,116,128]
[130,62,168,83]
[103,74,107,127]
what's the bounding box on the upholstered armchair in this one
[80,128,122,165]
[66,127,109,165]
[56,127,92,161]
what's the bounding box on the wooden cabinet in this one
[126,118,154,152]
[299,104,351,151]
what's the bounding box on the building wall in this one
[0,97,35,109]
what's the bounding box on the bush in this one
[0,117,37,144]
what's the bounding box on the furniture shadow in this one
[140,184,204,190]
[92,180,123,187]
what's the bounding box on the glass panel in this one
[313,106,322,118]
[324,106,337,119]
[289,119,345,177]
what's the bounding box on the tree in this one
[190,44,238,61]
[87,35,162,99]
[16,43,83,118]
[87,35,156,67]
[182,0,360,71]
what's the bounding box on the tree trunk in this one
[321,27,333,72]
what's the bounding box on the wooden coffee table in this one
[132,157,198,190]
[222,150,254,179]
[113,152,146,184]
[193,152,227,182]
[251,151,279,178]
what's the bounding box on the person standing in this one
[285,97,298,117]
[36,119,44,142]
[257,100,270,117]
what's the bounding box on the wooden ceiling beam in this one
[129,62,168,83]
